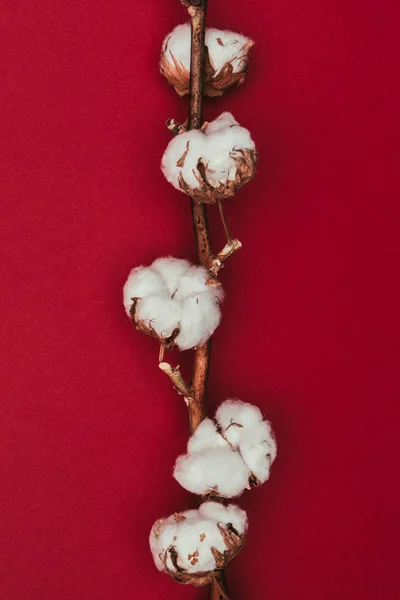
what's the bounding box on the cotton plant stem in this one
[186,2,230,599]
[186,0,212,438]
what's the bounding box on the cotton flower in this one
[149,502,247,585]
[161,112,257,204]
[216,399,277,484]
[123,257,224,351]
[173,402,277,497]
[161,24,254,97]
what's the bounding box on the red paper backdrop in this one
[1,1,399,599]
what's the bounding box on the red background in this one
[1,1,399,599]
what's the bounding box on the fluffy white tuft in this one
[123,257,224,351]
[187,418,228,455]
[174,447,251,498]
[161,112,255,193]
[149,502,247,574]
[215,399,277,483]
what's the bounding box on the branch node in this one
[159,361,194,402]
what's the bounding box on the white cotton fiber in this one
[161,23,192,71]
[161,130,205,191]
[123,257,224,351]
[215,399,264,447]
[187,418,228,455]
[122,267,165,311]
[135,295,181,340]
[151,257,191,295]
[176,294,222,351]
[161,113,256,202]
[240,442,274,483]
[205,28,253,74]
[215,399,277,483]
[200,501,248,536]
[174,447,250,498]
[149,502,247,576]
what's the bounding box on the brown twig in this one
[208,239,243,276]
[158,361,193,401]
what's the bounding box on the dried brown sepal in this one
[248,472,261,487]
[176,141,191,167]
[166,118,188,135]
[163,547,213,587]
[178,149,258,205]
[160,48,190,97]
[129,298,180,349]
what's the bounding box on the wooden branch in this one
[185,2,230,599]
[186,0,212,437]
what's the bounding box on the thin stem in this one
[189,342,208,434]
[158,344,165,363]
[217,199,232,244]
[188,0,207,131]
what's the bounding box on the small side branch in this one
[159,362,194,403]
[208,239,242,275]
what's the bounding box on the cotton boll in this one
[161,113,257,204]
[123,257,224,351]
[187,418,229,455]
[149,502,247,581]
[160,24,254,97]
[174,447,250,498]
